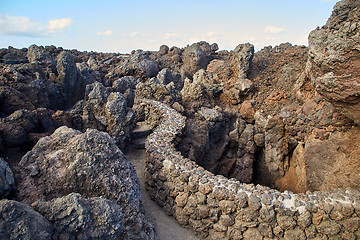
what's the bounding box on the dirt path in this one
[126,148,199,240]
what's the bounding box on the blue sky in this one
[0,0,339,53]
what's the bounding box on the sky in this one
[0,0,340,53]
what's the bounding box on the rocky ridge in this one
[0,0,359,238]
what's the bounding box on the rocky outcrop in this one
[135,77,182,109]
[0,158,15,198]
[139,98,360,240]
[83,81,135,149]
[181,41,218,77]
[15,126,155,239]
[0,199,54,239]
[27,44,55,65]
[32,193,124,240]
[106,50,159,80]
[290,126,360,192]
[0,86,35,115]
[306,0,360,125]
[56,52,90,108]
[112,76,138,107]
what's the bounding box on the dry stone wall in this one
[139,99,360,239]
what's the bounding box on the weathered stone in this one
[220,200,236,214]
[0,119,27,147]
[0,199,53,240]
[220,214,235,227]
[248,195,262,211]
[297,210,312,229]
[213,222,228,232]
[0,158,15,198]
[259,206,276,224]
[284,227,306,240]
[32,193,124,240]
[277,215,296,230]
[243,228,262,240]
[15,126,155,240]
[27,44,55,65]
[56,51,87,107]
[175,192,189,208]
[316,219,341,236]
[306,0,360,125]
[235,192,248,208]
[240,100,255,123]
[182,41,216,76]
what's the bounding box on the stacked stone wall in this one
[139,99,360,239]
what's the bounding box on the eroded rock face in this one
[27,44,55,65]
[306,0,360,125]
[0,158,15,198]
[0,199,54,240]
[56,52,90,108]
[107,50,159,80]
[181,41,217,77]
[83,81,135,150]
[15,126,155,239]
[32,193,124,240]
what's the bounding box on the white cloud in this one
[48,18,72,30]
[0,15,46,37]
[129,31,138,37]
[97,30,113,36]
[0,15,72,37]
[264,26,285,34]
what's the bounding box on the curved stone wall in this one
[139,99,360,239]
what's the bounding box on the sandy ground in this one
[126,148,199,240]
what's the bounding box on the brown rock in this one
[306,0,360,125]
[316,220,341,236]
[240,100,255,123]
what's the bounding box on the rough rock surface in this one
[139,98,360,240]
[0,199,54,240]
[56,51,88,108]
[32,193,124,240]
[0,158,15,198]
[306,0,360,125]
[107,50,159,80]
[15,126,155,240]
[181,41,217,77]
[27,44,55,65]
[83,81,135,149]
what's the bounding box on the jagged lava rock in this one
[181,41,218,77]
[306,0,360,125]
[0,199,54,240]
[32,193,124,240]
[15,126,155,240]
[56,52,88,108]
[0,158,15,198]
[107,50,159,80]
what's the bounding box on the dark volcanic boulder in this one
[0,158,15,198]
[107,50,159,80]
[181,41,217,77]
[15,126,155,239]
[27,44,55,65]
[0,199,53,240]
[0,118,27,147]
[306,0,360,125]
[32,193,124,240]
[83,81,135,149]
[56,52,87,108]
[0,86,35,115]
